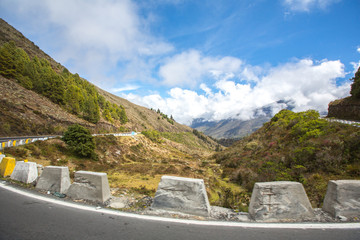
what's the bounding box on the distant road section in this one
[0,132,138,150]
[0,136,59,150]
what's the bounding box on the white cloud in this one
[159,50,243,88]
[283,0,340,12]
[124,58,350,125]
[1,0,173,87]
[351,61,360,74]
[357,47,360,54]
[112,84,140,92]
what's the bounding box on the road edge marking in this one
[1,181,359,229]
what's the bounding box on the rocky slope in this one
[328,97,360,121]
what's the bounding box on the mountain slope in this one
[0,18,190,135]
[213,109,360,207]
[191,100,295,139]
[191,116,270,139]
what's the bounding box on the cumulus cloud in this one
[159,50,243,88]
[283,0,341,12]
[0,0,173,87]
[124,58,350,125]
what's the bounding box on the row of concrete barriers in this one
[1,155,359,222]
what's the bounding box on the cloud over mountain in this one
[125,58,350,125]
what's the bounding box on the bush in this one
[141,130,163,143]
[62,124,96,159]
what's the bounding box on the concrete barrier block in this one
[10,161,38,183]
[36,166,71,194]
[249,181,314,222]
[67,171,111,203]
[322,180,360,218]
[0,154,5,163]
[0,157,16,177]
[151,176,211,217]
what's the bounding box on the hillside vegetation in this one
[4,132,242,209]
[214,109,360,207]
[0,18,191,135]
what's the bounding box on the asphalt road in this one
[0,182,359,240]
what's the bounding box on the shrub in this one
[62,124,96,159]
[141,129,163,143]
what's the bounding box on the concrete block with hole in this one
[10,161,38,183]
[249,181,314,222]
[151,176,211,217]
[67,171,111,203]
[322,180,360,219]
[36,166,71,194]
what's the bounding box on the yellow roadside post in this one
[0,157,16,177]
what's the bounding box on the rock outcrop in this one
[328,97,360,121]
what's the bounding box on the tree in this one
[62,124,96,158]
[350,66,360,99]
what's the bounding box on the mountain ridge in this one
[191,100,295,139]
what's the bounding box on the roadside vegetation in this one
[4,128,244,210]
[213,109,360,207]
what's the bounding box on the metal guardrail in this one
[0,132,139,151]
[321,118,360,127]
[0,136,57,151]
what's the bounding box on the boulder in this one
[322,180,360,218]
[10,161,38,183]
[0,157,16,177]
[249,181,314,222]
[67,171,111,203]
[151,176,211,217]
[36,166,71,194]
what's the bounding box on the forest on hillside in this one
[0,41,127,125]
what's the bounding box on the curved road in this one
[0,182,359,240]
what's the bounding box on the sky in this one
[0,0,359,125]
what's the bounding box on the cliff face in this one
[328,97,360,121]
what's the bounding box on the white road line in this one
[1,181,359,229]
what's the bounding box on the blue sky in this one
[1,0,359,124]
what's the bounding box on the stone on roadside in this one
[322,180,360,219]
[36,166,71,194]
[0,157,16,177]
[151,175,211,217]
[108,196,130,209]
[67,171,111,203]
[10,161,38,183]
[249,181,314,222]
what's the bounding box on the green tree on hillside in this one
[350,66,360,98]
[62,124,96,158]
[0,41,129,126]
